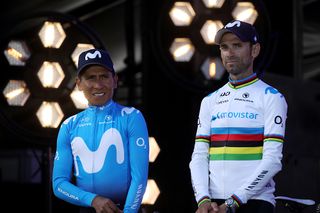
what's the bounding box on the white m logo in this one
[121,107,136,116]
[225,20,241,29]
[85,50,102,60]
[71,128,124,175]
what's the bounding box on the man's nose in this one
[92,79,104,88]
[225,48,235,56]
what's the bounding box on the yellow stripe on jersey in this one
[210,146,263,154]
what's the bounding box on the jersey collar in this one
[228,73,259,89]
[88,99,114,111]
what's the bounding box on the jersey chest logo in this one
[71,128,124,175]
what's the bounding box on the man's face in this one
[76,65,117,106]
[219,33,259,78]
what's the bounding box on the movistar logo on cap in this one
[85,50,102,60]
[225,20,241,28]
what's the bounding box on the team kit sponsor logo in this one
[274,115,284,127]
[217,91,254,103]
[85,50,102,60]
[220,91,230,97]
[58,187,79,200]
[213,111,258,120]
[71,128,125,175]
[70,128,146,175]
[234,92,253,103]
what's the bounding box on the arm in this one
[232,90,288,204]
[52,117,96,207]
[189,96,212,205]
[123,110,149,212]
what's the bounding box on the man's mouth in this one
[93,92,105,96]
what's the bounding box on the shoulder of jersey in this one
[120,106,140,117]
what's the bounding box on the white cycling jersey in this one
[189,73,288,206]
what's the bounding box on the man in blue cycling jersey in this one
[52,48,149,213]
[189,20,288,213]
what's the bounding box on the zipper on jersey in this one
[223,88,236,198]
[92,106,98,193]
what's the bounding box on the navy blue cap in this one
[77,49,115,76]
[215,20,259,44]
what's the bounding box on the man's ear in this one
[113,74,118,89]
[251,43,261,58]
[76,77,82,91]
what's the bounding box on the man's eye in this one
[85,76,95,80]
[220,46,227,50]
[234,43,241,48]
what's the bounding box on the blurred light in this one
[232,2,258,24]
[142,179,160,205]
[38,21,66,48]
[37,61,65,88]
[149,137,160,163]
[169,38,195,62]
[201,57,225,80]
[3,80,30,106]
[200,20,224,44]
[4,40,31,66]
[71,43,95,68]
[169,2,195,26]
[70,86,88,109]
[202,0,225,8]
[36,101,64,128]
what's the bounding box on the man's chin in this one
[89,98,108,106]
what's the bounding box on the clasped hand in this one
[196,201,228,213]
[92,195,123,213]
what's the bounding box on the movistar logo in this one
[225,20,241,28]
[121,107,137,116]
[71,128,124,175]
[213,111,258,120]
[265,87,284,98]
[63,115,77,125]
[85,50,102,60]
[265,87,278,94]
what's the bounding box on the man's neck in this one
[229,70,254,81]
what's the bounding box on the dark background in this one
[0,0,320,212]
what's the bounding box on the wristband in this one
[198,197,211,207]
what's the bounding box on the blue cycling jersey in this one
[52,100,149,212]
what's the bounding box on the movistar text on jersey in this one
[214,112,258,120]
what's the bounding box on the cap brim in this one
[214,28,233,44]
[77,62,114,76]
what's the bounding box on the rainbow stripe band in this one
[196,138,210,143]
[228,73,258,89]
[198,196,211,207]
[264,137,284,143]
[231,194,242,206]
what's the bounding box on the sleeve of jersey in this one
[52,120,96,207]
[123,110,149,213]
[232,90,288,205]
[189,96,212,204]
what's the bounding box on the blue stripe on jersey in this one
[211,127,264,134]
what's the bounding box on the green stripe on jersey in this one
[210,153,262,160]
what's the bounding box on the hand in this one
[196,201,219,213]
[217,203,227,213]
[91,195,123,213]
